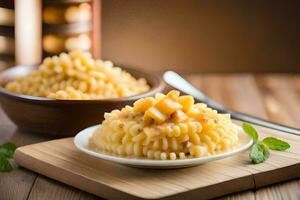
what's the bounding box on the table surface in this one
[0,73,299,200]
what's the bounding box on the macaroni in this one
[89,90,239,160]
[5,51,150,99]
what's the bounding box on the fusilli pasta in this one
[89,90,239,160]
[5,51,150,99]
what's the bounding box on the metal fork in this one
[163,71,300,136]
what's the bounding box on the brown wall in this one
[102,0,300,73]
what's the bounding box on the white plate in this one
[74,125,253,169]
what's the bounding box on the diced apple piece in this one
[133,97,155,113]
[171,110,188,122]
[144,107,167,124]
[179,95,194,112]
[155,93,166,101]
[186,107,199,118]
[143,114,153,126]
[155,98,182,115]
[166,90,180,99]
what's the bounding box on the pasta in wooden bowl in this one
[89,90,239,160]
[0,52,164,136]
[5,51,150,99]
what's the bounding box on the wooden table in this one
[0,74,299,200]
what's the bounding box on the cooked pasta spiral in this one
[89,90,239,160]
[5,51,150,99]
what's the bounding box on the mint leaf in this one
[249,142,270,164]
[0,155,13,172]
[0,143,16,158]
[263,137,290,151]
[242,123,258,142]
[243,122,291,164]
[0,142,16,172]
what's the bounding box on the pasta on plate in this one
[89,90,239,160]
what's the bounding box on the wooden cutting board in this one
[14,123,300,200]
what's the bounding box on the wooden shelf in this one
[43,22,92,35]
[43,0,92,5]
[0,53,15,61]
[0,1,14,9]
[42,49,91,58]
[0,25,14,37]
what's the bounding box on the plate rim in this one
[74,124,253,167]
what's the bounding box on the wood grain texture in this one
[251,74,300,200]
[255,181,300,200]
[0,109,43,200]
[1,74,299,200]
[14,121,300,199]
[255,75,300,127]
[27,176,100,200]
[0,169,36,200]
[190,74,300,200]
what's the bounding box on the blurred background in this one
[102,0,300,73]
[1,0,299,73]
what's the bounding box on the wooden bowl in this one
[0,65,165,136]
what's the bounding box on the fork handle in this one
[194,89,300,136]
[218,108,300,136]
[163,71,300,136]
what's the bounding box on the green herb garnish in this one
[242,123,258,142]
[249,142,269,164]
[0,142,16,172]
[262,137,290,151]
[242,123,290,164]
